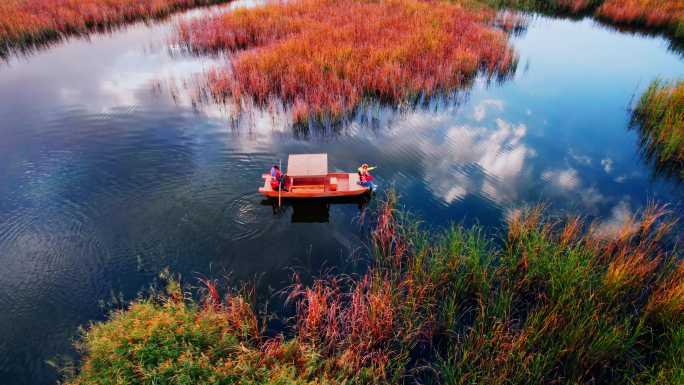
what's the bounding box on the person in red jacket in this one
[270,165,287,191]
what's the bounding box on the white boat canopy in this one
[287,153,328,176]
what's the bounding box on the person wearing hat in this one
[357,163,377,192]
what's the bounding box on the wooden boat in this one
[259,154,370,199]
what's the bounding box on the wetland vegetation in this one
[177,0,517,121]
[633,79,684,180]
[67,195,684,384]
[0,0,228,55]
[477,0,683,39]
[174,0,684,121]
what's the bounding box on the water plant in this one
[633,79,684,179]
[469,0,602,14]
[177,0,517,122]
[67,193,684,384]
[0,0,231,55]
[474,0,684,42]
[598,0,684,39]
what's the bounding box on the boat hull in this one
[259,189,370,199]
[259,172,370,199]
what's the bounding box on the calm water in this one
[1,3,684,384]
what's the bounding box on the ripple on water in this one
[220,192,273,242]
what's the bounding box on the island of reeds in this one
[0,0,230,55]
[177,0,517,122]
[67,195,684,384]
[477,0,684,39]
[174,0,684,122]
[633,79,684,179]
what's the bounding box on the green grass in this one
[67,195,684,384]
[633,79,684,179]
[67,277,336,385]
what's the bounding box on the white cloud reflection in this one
[601,157,614,173]
[568,148,591,165]
[542,167,580,190]
[592,199,637,239]
[473,99,504,122]
[382,110,532,205]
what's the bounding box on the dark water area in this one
[1,2,684,384]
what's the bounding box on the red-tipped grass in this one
[287,272,424,381]
[599,0,684,37]
[559,0,599,12]
[453,203,682,384]
[0,0,230,54]
[178,0,516,121]
[199,277,221,310]
[648,259,684,325]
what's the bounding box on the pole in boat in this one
[278,159,282,207]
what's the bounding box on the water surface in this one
[1,5,683,384]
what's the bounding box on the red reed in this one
[178,0,516,120]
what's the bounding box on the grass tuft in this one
[632,79,684,179]
[598,0,684,39]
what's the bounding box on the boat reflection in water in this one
[261,195,372,223]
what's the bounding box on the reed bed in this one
[68,192,683,384]
[0,0,228,54]
[177,0,516,121]
[633,79,684,179]
[471,0,602,14]
[598,0,684,38]
[478,0,684,41]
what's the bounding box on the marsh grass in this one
[0,0,232,56]
[68,192,683,384]
[598,0,684,40]
[177,0,517,122]
[467,0,602,15]
[474,0,684,45]
[633,79,684,180]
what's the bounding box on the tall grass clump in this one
[0,0,230,55]
[438,204,683,384]
[598,0,684,39]
[66,276,337,385]
[177,0,516,122]
[633,79,684,178]
[68,194,683,384]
